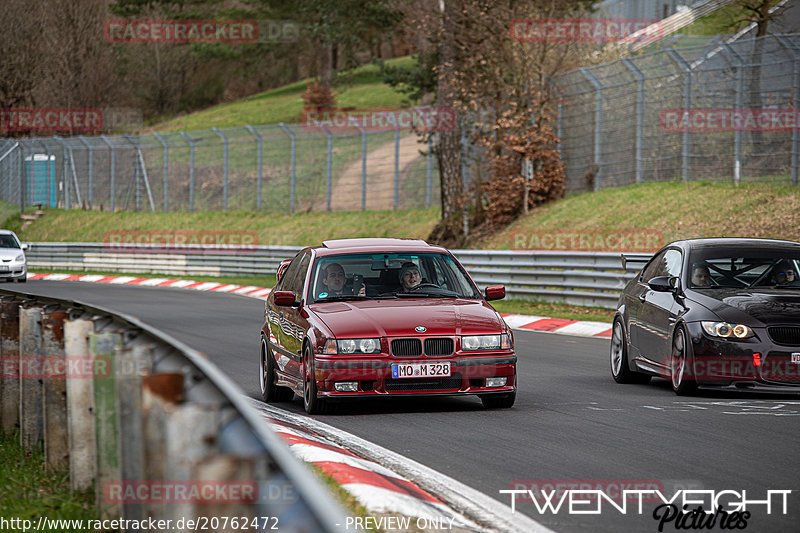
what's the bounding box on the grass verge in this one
[0,431,97,524]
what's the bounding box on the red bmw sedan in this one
[259,238,516,414]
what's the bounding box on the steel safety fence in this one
[551,33,800,191]
[0,124,440,214]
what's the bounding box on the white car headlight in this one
[15,254,24,262]
[701,321,753,339]
[336,338,381,354]
[461,334,511,351]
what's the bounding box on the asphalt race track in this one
[8,282,799,533]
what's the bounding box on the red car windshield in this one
[311,252,481,302]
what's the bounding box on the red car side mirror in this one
[273,291,296,306]
[485,285,505,301]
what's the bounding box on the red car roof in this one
[312,238,446,256]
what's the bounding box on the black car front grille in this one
[767,327,800,346]
[424,337,454,357]
[385,373,463,392]
[391,338,422,357]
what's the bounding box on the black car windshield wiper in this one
[394,291,458,298]
[314,295,371,302]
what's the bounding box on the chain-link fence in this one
[552,33,800,191]
[0,123,440,213]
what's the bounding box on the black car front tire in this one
[670,325,697,395]
[260,337,294,403]
[610,317,651,384]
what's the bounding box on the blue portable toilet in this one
[24,154,57,207]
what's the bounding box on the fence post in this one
[667,48,692,182]
[53,137,71,209]
[394,126,400,209]
[78,137,94,208]
[153,132,169,211]
[776,35,800,186]
[278,123,296,213]
[325,127,333,211]
[212,127,229,210]
[621,58,644,184]
[355,125,367,211]
[245,125,263,210]
[179,131,196,212]
[100,136,116,211]
[426,135,433,208]
[720,44,745,185]
[579,68,603,190]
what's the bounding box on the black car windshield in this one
[0,235,20,249]
[310,252,481,302]
[689,248,800,289]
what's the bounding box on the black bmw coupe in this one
[611,238,800,394]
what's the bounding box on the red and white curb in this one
[250,401,552,533]
[28,272,272,300]
[27,273,612,339]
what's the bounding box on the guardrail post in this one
[721,43,745,185]
[667,48,692,182]
[64,316,96,490]
[621,58,645,184]
[245,125,263,210]
[90,329,123,518]
[278,123,296,213]
[100,135,116,211]
[179,131,196,211]
[165,403,220,521]
[212,127,229,210]
[153,132,169,212]
[0,298,21,433]
[41,307,69,469]
[116,342,153,522]
[142,372,184,520]
[20,305,43,451]
[78,137,94,208]
[579,68,603,190]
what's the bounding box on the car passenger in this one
[772,260,797,286]
[691,264,712,287]
[399,262,422,291]
[321,263,365,296]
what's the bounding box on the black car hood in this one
[688,288,800,325]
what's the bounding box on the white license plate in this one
[792,353,800,364]
[392,362,451,379]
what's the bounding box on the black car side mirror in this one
[649,276,681,293]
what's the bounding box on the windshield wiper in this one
[394,291,458,298]
[314,295,371,302]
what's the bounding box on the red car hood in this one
[309,299,504,338]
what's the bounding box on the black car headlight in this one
[701,321,753,340]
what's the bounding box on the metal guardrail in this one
[0,288,345,530]
[27,243,653,309]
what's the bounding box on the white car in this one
[0,230,28,282]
